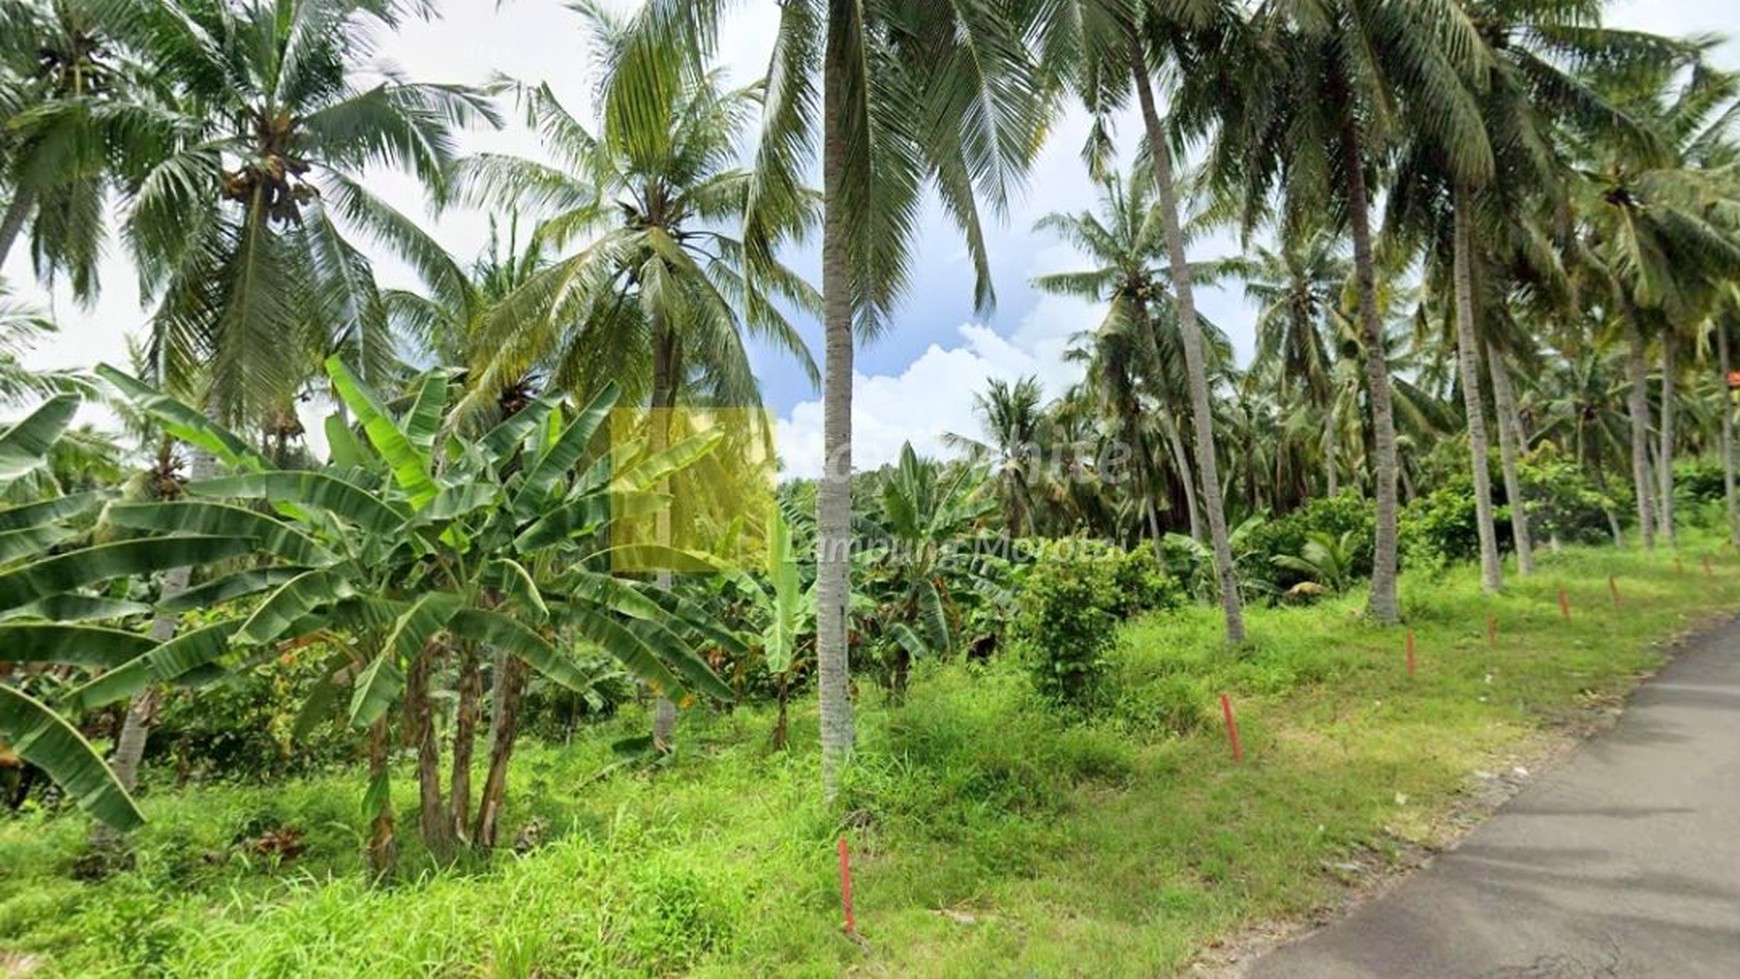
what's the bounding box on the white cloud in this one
[772,291,1097,478]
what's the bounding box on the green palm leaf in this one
[0,685,143,831]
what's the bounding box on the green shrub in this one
[1010,542,1120,710]
[1241,493,1376,594]
[1400,475,1514,566]
[1107,545,1187,618]
[1520,460,1617,548]
[148,644,358,784]
[1673,459,1727,507]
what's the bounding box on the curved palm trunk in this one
[1486,343,1534,575]
[1622,300,1657,550]
[1719,325,1739,545]
[650,317,679,752]
[1131,39,1244,643]
[1340,116,1402,624]
[1324,413,1340,498]
[0,189,32,272]
[1160,410,1203,541]
[1656,332,1677,544]
[815,23,857,801]
[1452,187,1503,593]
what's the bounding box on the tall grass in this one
[4,532,1737,976]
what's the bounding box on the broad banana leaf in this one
[479,395,561,463]
[75,618,247,706]
[234,569,358,646]
[157,566,312,613]
[401,371,450,451]
[0,536,258,614]
[448,608,604,696]
[609,430,724,493]
[325,356,437,509]
[0,394,78,484]
[95,366,266,472]
[103,501,336,566]
[0,685,143,831]
[512,381,620,510]
[189,471,408,534]
[0,492,106,533]
[0,525,77,565]
[348,652,405,729]
[2,594,152,623]
[0,623,156,667]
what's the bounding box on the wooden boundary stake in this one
[1558,587,1572,622]
[1705,555,1715,576]
[837,837,857,936]
[1487,613,1498,647]
[1609,574,1622,608]
[1220,694,1244,764]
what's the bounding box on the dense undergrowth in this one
[5,532,1739,977]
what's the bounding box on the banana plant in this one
[726,509,814,749]
[0,359,741,868]
[0,394,151,832]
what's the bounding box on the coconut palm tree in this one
[116,0,494,429]
[1032,168,1227,545]
[1578,59,1740,548]
[606,0,1052,797]
[945,375,1048,538]
[451,11,819,423]
[0,0,159,296]
[1215,0,1489,622]
[1221,226,1349,496]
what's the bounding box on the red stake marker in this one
[1609,574,1622,608]
[1488,613,1498,647]
[837,836,856,936]
[1406,628,1417,677]
[1559,587,1572,622]
[1220,693,1244,764]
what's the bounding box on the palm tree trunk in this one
[1339,112,1403,624]
[1719,325,1738,545]
[1324,413,1340,498]
[1622,300,1657,550]
[1486,342,1534,575]
[1131,37,1244,644]
[448,642,481,842]
[649,317,679,752]
[0,189,32,272]
[1161,411,1202,541]
[816,21,857,801]
[1656,331,1677,544]
[1451,186,1503,593]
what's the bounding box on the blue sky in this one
[8,0,1736,475]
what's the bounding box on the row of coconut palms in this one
[5,0,1740,809]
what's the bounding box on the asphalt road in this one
[1248,617,1740,979]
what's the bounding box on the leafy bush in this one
[148,645,358,784]
[1673,459,1727,508]
[1106,545,1186,618]
[1010,543,1120,710]
[1400,475,1516,567]
[1241,493,1376,594]
[1520,460,1617,548]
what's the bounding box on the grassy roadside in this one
[4,533,1739,977]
